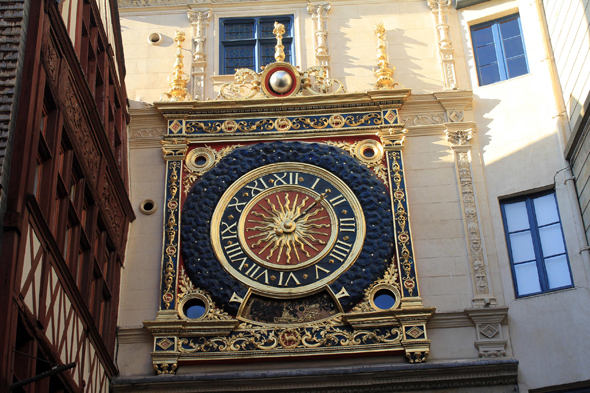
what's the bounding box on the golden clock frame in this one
[146,90,434,375]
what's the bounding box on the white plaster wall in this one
[403,134,475,311]
[119,147,167,327]
[458,0,590,390]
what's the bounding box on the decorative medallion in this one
[274,117,292,131]
[221,120,238,133]
[278,329,301,349]
[384,109,398,124]
[169,119,183,134]
[329,114,345,128]
[406,326,424,339]
[261,62,301,98]
[156,338,175,351]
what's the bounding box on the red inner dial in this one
[242,190,332,267]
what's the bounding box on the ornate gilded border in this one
[167,111,395,136]
[160,161,182,310]
[386,151,420,299]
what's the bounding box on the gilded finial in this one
[373,22,398,90]
[161,31,190,101]
[273,22,286,62]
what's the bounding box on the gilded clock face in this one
[211,163,365,297]
[181,141,394,315]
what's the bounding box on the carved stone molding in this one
[307,3,331,72]
[427,0,458,90]
[434,90,473,123]
[129,127,166,139]
[446,128,472,146]
[112,358,519,392]
[187,9,211,100]
[445,124,496,307]
[401,114,445,126]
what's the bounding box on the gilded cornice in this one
[155,89,411,119]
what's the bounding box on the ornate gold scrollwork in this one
[390,152,416,296]
[300,66,346,95]
[237,119,274,132]
[185,121,222,134]
[183,144,242,195]
[352,258,401,312]
[177,268,233,321]
[292,116,330,129]
[162,161,181,309]
[326,139,388,186]
[216,69,263,101]
[178,325,403,353]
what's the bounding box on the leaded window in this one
[220,16,294,75]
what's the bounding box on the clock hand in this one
[292,193,326,223]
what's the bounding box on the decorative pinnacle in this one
[373,22,398,90]
[161,31,189,101]
[273,22,286,62]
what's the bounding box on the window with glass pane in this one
[220,16,294,75]
[501,191,573,297]
[471,14,528,86]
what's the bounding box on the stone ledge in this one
[111,358,518,392]
[456,0,493,10]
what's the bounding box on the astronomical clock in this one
[144,25,434,375]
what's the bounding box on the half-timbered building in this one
[0,0,134,392]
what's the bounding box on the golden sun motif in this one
[245,192,332,266]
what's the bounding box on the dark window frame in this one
[470,13,529,86]
[219,15,295,75]
[500,190,574,298]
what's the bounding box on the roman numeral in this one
[272,172,300,186]
[284,272,301,286]
[329,194,346,206]
[329,239,353,262]
[311,178,320,190]
[227,196,247,212]
[246,178,269,197]
[316,265,331,279]
[339,217,356,232]
[224,242,244,260]
[244,264,269,284]
[277,271,301,286]
[221,221,237,239]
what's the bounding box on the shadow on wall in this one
[326,10,443,92]
[471,92,499,157]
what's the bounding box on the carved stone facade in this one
[187,9,211,100]
[307,3,331,72]
[427,0,458,90]
[115,1,590,392]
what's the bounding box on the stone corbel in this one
[187,9,211,100]
[434,90,473,123]
[466,307,509,358]
[307,3,331,72]
[445,124,496,307]
[427,0,458,90]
